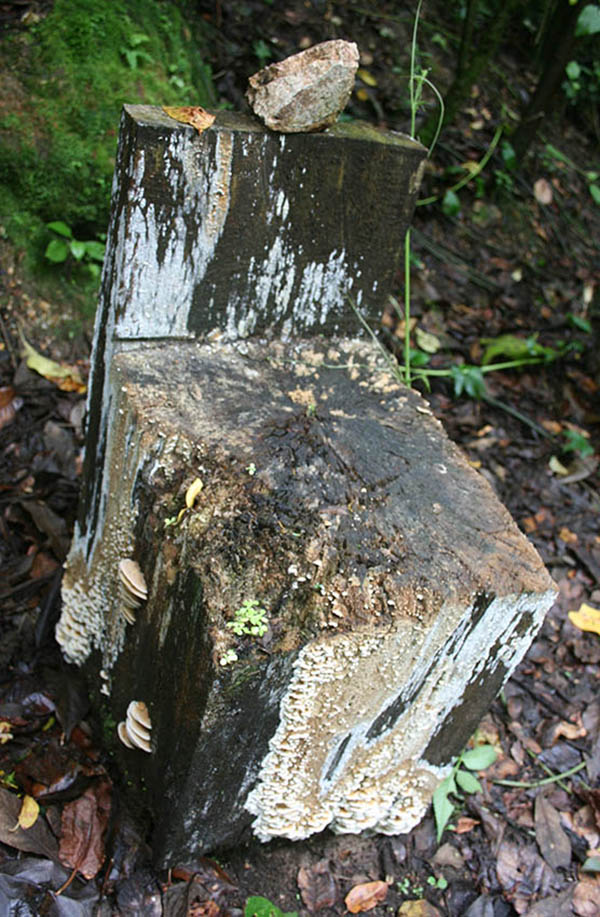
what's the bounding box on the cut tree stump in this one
[57,105,556,864]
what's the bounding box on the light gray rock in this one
[246,40,359,133]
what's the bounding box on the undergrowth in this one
[0,0,215,276]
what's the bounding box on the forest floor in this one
[1,1,600,915]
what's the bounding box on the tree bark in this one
[512,1,581,159]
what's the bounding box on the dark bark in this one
[512,1,581,159]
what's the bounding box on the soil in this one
[1,1,599,915]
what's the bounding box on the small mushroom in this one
[117,559,148,624]
[117,700,152,753]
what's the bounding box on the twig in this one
[493,759,586,791]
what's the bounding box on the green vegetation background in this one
[0,0,215,285]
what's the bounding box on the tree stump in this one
[57,106,556,864]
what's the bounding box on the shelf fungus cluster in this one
[117,700,152,753]
[118,559,148,624]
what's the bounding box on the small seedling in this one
[562,428,594,458]
[227,599,268,637]
[44,221,105,278]
[432,744,497,842]
[245,896,297,917]
[427,875,448,890]
[246,462,257,476]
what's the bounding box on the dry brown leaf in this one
[534,794,571,869]
[455,815,480,834]
[573,877,600,916]
[0,386,23,431]
[162,106,216,134]
[297,859,337,911]
[344,880,388,913]
[59,780,111,879]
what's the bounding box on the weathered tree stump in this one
[57,105,556,864]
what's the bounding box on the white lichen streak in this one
[115,131,233,340]
[245,587,556,841]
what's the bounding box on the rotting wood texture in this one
[59,338,556,863]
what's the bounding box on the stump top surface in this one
[114,337,553,628]
[125,104,424,150]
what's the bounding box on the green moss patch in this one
[0,0,215,270]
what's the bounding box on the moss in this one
[0,0,216,266]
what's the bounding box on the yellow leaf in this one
[19,333,86,393]
[398,901,441,916]
[11,795,40,832]
[356,88,369,102]
[549,455,569,475]
[415,327,441,354]
[569,604,600,636]
[185,477,203,509]
[162,106,216,135]
[357,68,377,87]
[0,722,13,744]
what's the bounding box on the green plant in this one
[121,31,152,70]
[427,875,448,890]
[562,428,595,458]
[44,221,105,278]
[397,876,424,896]
[432,744,497,842]
[227,599,268,637]
[253,39,274,67]
[245,897,297,917]
[0,0,216,281]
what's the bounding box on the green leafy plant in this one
[227,599,268,637]
[432,744,497,842]
[427,875,448,890]
[121,31,152,70]
[245,897,297,917]
[562,428,595,458]
[44,221,105,277]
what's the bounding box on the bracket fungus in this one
[118,559,148,625]
[117,700,152,753]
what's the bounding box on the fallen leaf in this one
[0,787,58,858]
[534,793,571,869]
[185,477,204,509]
[16,795,40,830]
[415,327,441,354]
[573,877,600,916]
[19,332,86,393]
[344,880,388,913]
[163,106,216,134]
[397,902,441,917]
[297,859,337,911]
[569,604,600,636]
[0,386,23,430]
[357,68,377,86]
[455,815,480,834]
[559,526,578,544]
[534,178,553,205]
[59,780,111,879]
[548,455,569,476]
